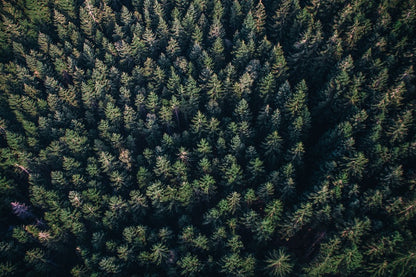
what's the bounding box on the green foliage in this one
[265,249,293,277]
[177,253,202,276]
[0,0,415,275]
[221,253,256,276]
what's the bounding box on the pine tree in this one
[177,253,203,276]
[265,249,294,277]
[254,0,266,38]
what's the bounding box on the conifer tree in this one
[0,0,416,275]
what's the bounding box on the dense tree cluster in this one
[0,0,415,276]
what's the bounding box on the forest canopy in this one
[0,0,416,276]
